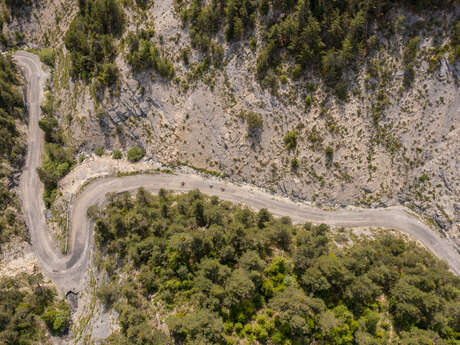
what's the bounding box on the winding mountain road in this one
[13,51,460,291]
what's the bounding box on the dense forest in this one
[90,189,460,345]
[64,0,124,85]
[0,272,70,344]
[0,55,27,251]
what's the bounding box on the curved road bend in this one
[14,51,460,291]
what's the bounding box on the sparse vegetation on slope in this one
[125,29,175,79]
[92,189,460,345]
[0,55,27,251]
[176,0,457,88]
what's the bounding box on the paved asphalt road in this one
[14,51,460,292]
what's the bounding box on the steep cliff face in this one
[13,0,460,244]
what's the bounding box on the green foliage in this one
[290,157,298,171]
[37,94,74,208]
[98,63,120,87]
[93,190,460,345]
[305,95,313,107]
[244,111,263,136]
[64,0,124,83]
[0,273,70,342]
[126,146,145,162]
[0,55,27,251]
[176,0,454,89]
[97,283,119,308]
[0,55,25,165]
[167,309,224,344]
[403,37,420,65]
[39,48,56,68]
[284,130,297,150]
[112,150,122,159]
[325,146,334,162]
[94,147,104,156]
[452,20,460,59]
[126,30,175,79]
[403,36,420,86]
[37,143,74,207]
[38,116,59,142]
[41,300,70,335]
[135,0,152,9]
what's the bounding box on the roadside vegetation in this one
[0,272,71,343]
[91,189,460,345]
[0,55,28,251]
[37,91,74,208]
[126,145,145,162]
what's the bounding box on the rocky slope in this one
[7,0,460,246]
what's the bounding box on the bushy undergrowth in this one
[0,273,70,343]
[64,0,124,84]
[0,55,27,251]
[125,30,175,79]
[37,92,74,208]
[126,146,145,162]
[92,189,459,345]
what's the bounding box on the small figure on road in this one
[181,181,185,186]
[220,187,225,191]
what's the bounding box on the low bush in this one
[403,36,420,87]
[325,145,334,163]
[245,111,263,136]
[127,146,145,162]
[112,150,122,159]
[41,300,70,335]
[126,31,175,79]
[94,148,104,156]
[284,130,297,150]
[290,157,299,171]
[39,48,56,68]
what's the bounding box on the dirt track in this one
[14,51,460,292]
